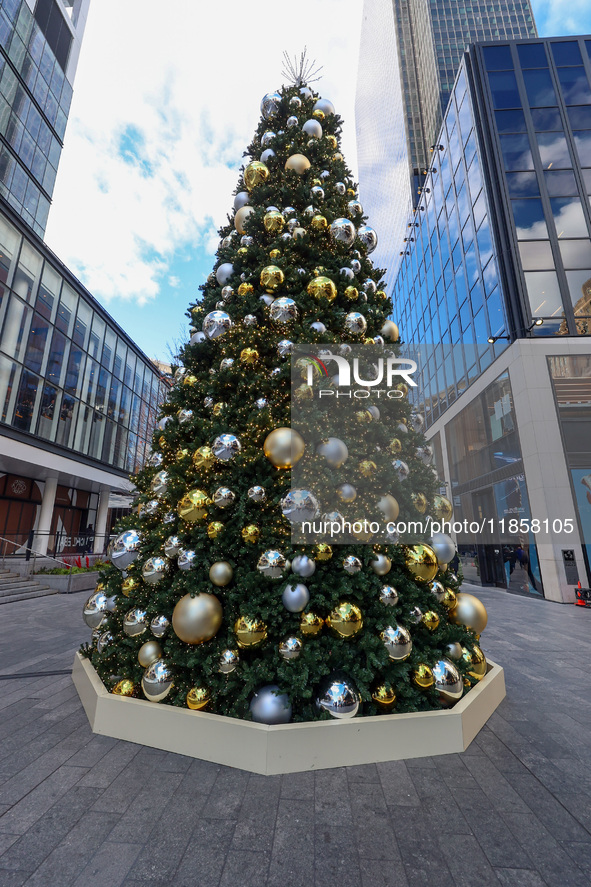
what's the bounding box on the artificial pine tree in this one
[82,58,489,724]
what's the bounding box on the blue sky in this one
[45,0,591,363]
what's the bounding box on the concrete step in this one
[0,588,58,604]
[0,579,43,590]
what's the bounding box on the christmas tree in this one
[82,56,489,724]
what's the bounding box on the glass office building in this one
[391,36,591,602]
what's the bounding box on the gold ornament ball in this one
[314,543,333,561]
[378,494,399,522]
[311,214,328,231]
[352,519,373,542]
[442,588,457,610]
[432,495,453,521]
[209,561,233,586]
[112,679,135,697]
[307,276,337,302]
[269,248,281,260]
[405,544,439,583]
[260,265,284,292]
[359,460,377,477]
[313,266,325,276]
[326,135,338,149]
[244,160,270,190]
[381,320,399,342]
[333,152,343,162]
[237,247,248,257]
[396,382,409,397]
[345,286,359,300]
[356,410,372,424]
[241,525,260,544]
[212,402,226,416]
[327,602,363,638]
[207,521,224,539]
[422,610,440,631]
[388,438,402,455]
[192,446,215,470]
[264,210,285,234]
[138,640,162,668]
[234,615,268,648]
[377,289,388,300]
[462,645,487,681]
[176,448,190,462]
[371,554,392,576]
[183,374,198,387]
[372,682,397,711]
[284,153,311,174]
[238,282,254,296]
[187,686,211,710]
[300,611,324,636]
[172,593,223,645]
[412,492,428,514]
[312,108,325,121]
[295,384,313,402]
[122,576,137,597]
[264,427,306,468]
[234,205,254,234]
[450,593,488,634]
[413,664,435,689]
[240,348,259,364]
[178,489,210,522]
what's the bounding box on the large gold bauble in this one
[269,248,281,260]
[422,611,440,631]
[344,286,359,300]
[263,427,305,468]
[238,282,254,296]
[183,374,198,387]
[413,664,435,689]
[351,519,373,542]
[307,276,337,302]
[300,611,324,636]
[442,588,457,609]
[234,615,268,648]
[264,211,285,234]
[359,460,377,477]
[295,384,313,402]
[237,246,248,257]
[235,205,254,234]
[284,153,311,174]
[450,593,488,634]
[244,161,269,190]
[172,593,223,645]
[241,525,260,544]
[178,489,209,522]
[240,348,259,364]
[112,679,135,697]
[209,561,233,586]
[187,686,211,710]
[122,576,137,597]
[312,108,325,121]
[378,494,399,522]
[432,495,453,521]
[412,492,428,514]
[381,320,399,342]
[333,152,343,162]
[372,682,396,711]
[260,265,284,292]
[176,448,190,462]
[388,438,402,455]
[462,645,487,681]
[192,446,214,470]
[314,543,332,561]
[326,135,338,149]
[405,544,439,583]
[311,214,328,231]
[138,640,162,668]
[327,602,363,638]
[212,402,226,416]
[207,521,224,539]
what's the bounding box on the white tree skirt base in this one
[72,652,505,775]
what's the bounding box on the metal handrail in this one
[0,534,72,568]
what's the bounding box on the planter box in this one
[72,652,506,775]
[36,572,100,593]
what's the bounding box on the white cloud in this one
[45,0,362,306]
[534,0,591,36]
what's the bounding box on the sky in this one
[45,0,591,363]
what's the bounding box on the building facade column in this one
[93,489,111,554]
[34,476,58,556]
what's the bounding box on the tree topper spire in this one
[281,48,323,87]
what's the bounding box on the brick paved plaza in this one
[0,585,589,887]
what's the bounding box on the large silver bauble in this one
[371,554,392,576]
[190,332,206,346]
[310,321,326,334]
[286,115,298,128]
[417,445,434,466]
[392,459,410,481]
[163,512,176,525]
[96,631,113,653]
[83,591,109,629]
[381,624,412,660]
[357,225,378,254]
[300,85,313,100]
[302,119,322,139]
[257,550,287,578]
[446,642,463,661]
[279,636,303,660]
[281,582,310,613]
[351,259,361,273]
[330,217,356,247]
[260,131,275,148]
[270,297,298,323]
[316,673,359,719]
[219,648,239,674]
[336,483,356,503]
[344,312,367,335]
[177,409,193,425]
[260,148,275,164]
[139,499,159,518]
[123,608,148,637]
[248,486,266,503]
[335,181,346,195]
[281,489,319,522]
[110,529,142,570]
[379,585,399,606]
[313,97,335,116]
[203,311,232,340]
[277,339,294,358]
[340,267,354,280]
[429,533,456,565]
[343,556,362,574]
[148,452,164,468]
[157,415,172,430]
[234,191,250,211]
[348,200,364,216]
[316,437,348,468]
[250,685,292,724]
[215,263,234,285]
[150,470,169,497]
[310,185,324,202]
[362,278,376,294]
[178,549,197,571]
[433,659,463,703]
[150,615,170,638]
[212,434,241,461]
[410,413,425,432]
[213,487,236,508]
[141,658,174,703]
[261,92,281,119]
[291,554,316,578]
[138,640,162,668]
[142,556,168,585]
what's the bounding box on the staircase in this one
[0,569,57,604]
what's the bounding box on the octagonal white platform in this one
[72,652,505,775]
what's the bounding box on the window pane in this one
[524,270,564,316]
[0,215,20,286]
[537,132,572,168]
[559,239,591,268]
[488,71,520,108]
[573,131,591,166]
[499,133,533,170]
[519,241,555,270]
[551,41,583,66]
[55,393,77,447]
[13,369,39,432]
[557,67,591,105]
[550,197,588,238]
[567,106,591,129]
[523,69,557,107]
[565,269,591,314]
[530,108,562,131]
[12,241,41,303]
[495,109,527,133]
[2,295,31,361]
[46,329,67,386]
[24,311,49,373]
[583,168,591,194]
[544,169,578,196]
[484,45,513,70]
[511,199,548,239]
[36,382,58,441]
[517,43,548,68]
[506,171,540,197]
[56,282,76,336]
